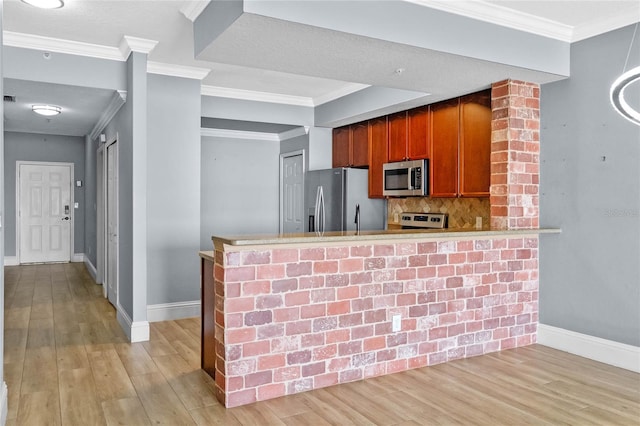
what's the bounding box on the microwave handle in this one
[407,167,414,190]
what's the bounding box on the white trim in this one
[71,253,84,263]
[180,0,211,22]
[538,323,640,373]
[313,83,370,106]
[201,85,314,107]
[4,256,18,266]
[3,31,124,61]
[409,0,573,41]
[117,308,150,343]
[279,126,310,141]
[572,7,640,42]
[84,256,98,282]
[89,91,127,141]
[147,61,210,80]
[200,127,280,141]
[119,35,158,58]
[147,300,201,322]
[0,382,8,426]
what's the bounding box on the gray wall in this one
[147,74,201,305]
[201,136,280,249]
[540,24,640,346]
[84,135,98,267]
[4,132,86,257]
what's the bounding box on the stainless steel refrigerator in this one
[305,168,385,233]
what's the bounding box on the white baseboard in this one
[4,257,18,266]
[147,300,201,322]
[538,323,640,373]
[84,257,98,282]
[117,307,150,343]
[72,253,85,262]
[0,381,7,426]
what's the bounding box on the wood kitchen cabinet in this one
[430,89,491,198]
[368,116,388,198]
[388,111,408,162]
[430,98,460,197]
[332,122,369,168]
[459,90,491,197]
[388,108,429,162]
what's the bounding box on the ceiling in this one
[3,0,640,136]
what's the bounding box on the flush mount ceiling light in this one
[610,23,640,126]
[21,0,64,9]
[32,105,62,116]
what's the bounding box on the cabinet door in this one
[368,117,388,198]
[332,126,351,168]
[430,98,460,197]
[460,90,491,197]
[408,106,429,160]
[388,111,408,162]
[351,122,369,167]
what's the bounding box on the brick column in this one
[490,80,540,230]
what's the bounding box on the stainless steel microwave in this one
[382,159,428,197]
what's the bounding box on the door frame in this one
[97,134,119,301]
[279,149,305,233]
[15,160,75,264]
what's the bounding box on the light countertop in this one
[211,227,561,250]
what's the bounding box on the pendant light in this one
[610,23,640,126]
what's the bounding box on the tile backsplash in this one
[388,197,490,229]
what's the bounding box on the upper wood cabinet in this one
[387,112,408,162]
[460,90,491,197]
[368,117,388,198]
[408,106,429,160]
[430,98,460,198]
[430,89,491,198]
[387,108,429,162]
[332,122,369,168]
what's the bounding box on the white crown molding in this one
[147,61,211,80]
[279,126,310,141]
[313,83,370,106]
[201,85,315,107]
[180,0,211,22]
[409,0,574,42]
[89,90,127,141]
[3,31,123,61]
[571,8,640,42]
[201,127,281,142]
[119,35,158,58]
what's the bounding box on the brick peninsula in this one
[201,80,560,408]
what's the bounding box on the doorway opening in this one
[97,137,119,308]
[279,150,305,233]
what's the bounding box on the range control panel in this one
[400,212,448,229]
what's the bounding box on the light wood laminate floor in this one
[4,263,640,425]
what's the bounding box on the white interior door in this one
[19,163,72,264]
[106,142,118,306]
[281,152,304,233]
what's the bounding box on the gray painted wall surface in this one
[4,132,86,257]
[540,24,640,346]
[147,74,201,305]
[3,46,126,91]
[201,95,314,126]
[1,2,6,384]
[201,136,280,250]
[84,136,98,268]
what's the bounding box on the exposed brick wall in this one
[213,236,539,407]
[491,80,540,230]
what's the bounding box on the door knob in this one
[62,217,70,221]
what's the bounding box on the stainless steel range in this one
[400,212,448,229]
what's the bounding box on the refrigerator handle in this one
[315,186,325,234]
